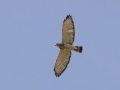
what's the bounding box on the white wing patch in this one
[66,29,73,32]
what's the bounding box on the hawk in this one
[54,14,83,77]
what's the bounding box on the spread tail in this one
[74,46,83,53]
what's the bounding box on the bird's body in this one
[54,15,83,77]
[56,43,82,52]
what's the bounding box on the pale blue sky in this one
[0,0,120,90]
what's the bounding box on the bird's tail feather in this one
[74,46,83,53]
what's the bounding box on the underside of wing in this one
[54,50,71,77]
[62,15,75,45]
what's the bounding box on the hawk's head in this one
[55,43,64,49]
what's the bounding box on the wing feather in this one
[54,50,71,77]
[62,15,75,45]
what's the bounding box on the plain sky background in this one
[0,0,120,90]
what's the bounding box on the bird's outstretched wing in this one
[62,15,75,45]
[54,50,71,77]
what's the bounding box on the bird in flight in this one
[54,14,83,77]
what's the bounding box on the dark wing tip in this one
[54,68,61,77]
[63,14,74,25]
[66,14,72,19]
[63,14,73,23]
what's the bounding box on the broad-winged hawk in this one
[54,14,83,77]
